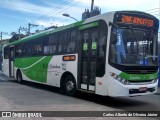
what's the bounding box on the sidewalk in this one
[0,71,13,81]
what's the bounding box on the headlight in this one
[110,72,129,85]
[151,79,157,83]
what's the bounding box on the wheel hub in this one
[66,81,74,91]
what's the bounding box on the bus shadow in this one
[75,92,150,111]
[11,80,150,111]
[11,80,60,93]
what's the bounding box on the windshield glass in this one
[109,28,158,66]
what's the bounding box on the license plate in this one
[139,87,147,92]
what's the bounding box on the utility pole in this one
[27,23,39,36]
[91,0,94,11]
[0,31,8,40]
[18,26,27,39]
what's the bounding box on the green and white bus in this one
[2,11,159,97]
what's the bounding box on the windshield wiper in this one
[128,26,138,44]
[126,25,139,53]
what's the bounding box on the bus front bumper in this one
[107,79,158,97]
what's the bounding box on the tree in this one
[9,32,25,43]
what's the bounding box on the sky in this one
[0,0,160,39]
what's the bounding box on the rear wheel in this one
[62,75,76,96]
[17,71,23,83]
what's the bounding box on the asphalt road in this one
[0,73,159,120]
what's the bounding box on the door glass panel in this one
[82,62,88,84]
[81,29,98,87]
[81,31,89,84]
[89,30,98,85]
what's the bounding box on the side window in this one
[31,40,36,55]
[16,39,43,57]
[43,36,49,55]
[26,41,32,56]
[58,32,67,53]
[4,47,9,59]
[21,43,26,56]
[67,30,76,53]
[15,44,22,57]
[15,45,18,57]
[36,39,43,55]
[49,34,57,54]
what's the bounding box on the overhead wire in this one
[12,1,160,34]
[34,0,82,23]
[19,0,74,27]
[17,0,77,33]
[31,0,75,23]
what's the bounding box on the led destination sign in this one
[121,15,154,26]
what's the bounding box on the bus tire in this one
[62,75,76,96]
[17,71,23,84]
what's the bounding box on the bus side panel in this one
[47,55,62,87]
[47,54,78,87]
[14,56,52,83]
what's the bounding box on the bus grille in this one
[128,80,154,85]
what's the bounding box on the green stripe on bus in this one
[79,21,98,30]
[119,72,158,81]
[15,56,52,83]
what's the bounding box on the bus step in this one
[78,89,95,94]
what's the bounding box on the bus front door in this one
[9,47,14,77]
[80,29,98,91]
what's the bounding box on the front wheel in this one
[17,71,23,84]
[62,75,76,96]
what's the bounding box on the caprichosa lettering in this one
[49,64,60,69]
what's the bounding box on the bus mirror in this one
[109,22,118,28]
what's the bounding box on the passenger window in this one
[15,44,22,57]
[58,32,67,53]
[49,34,57,54]
[67,30,76,53]
[43,36,49,54]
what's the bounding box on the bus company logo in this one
[2,112,11,117]
[49,64,60,69]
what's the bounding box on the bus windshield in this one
[109,28,158,66]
